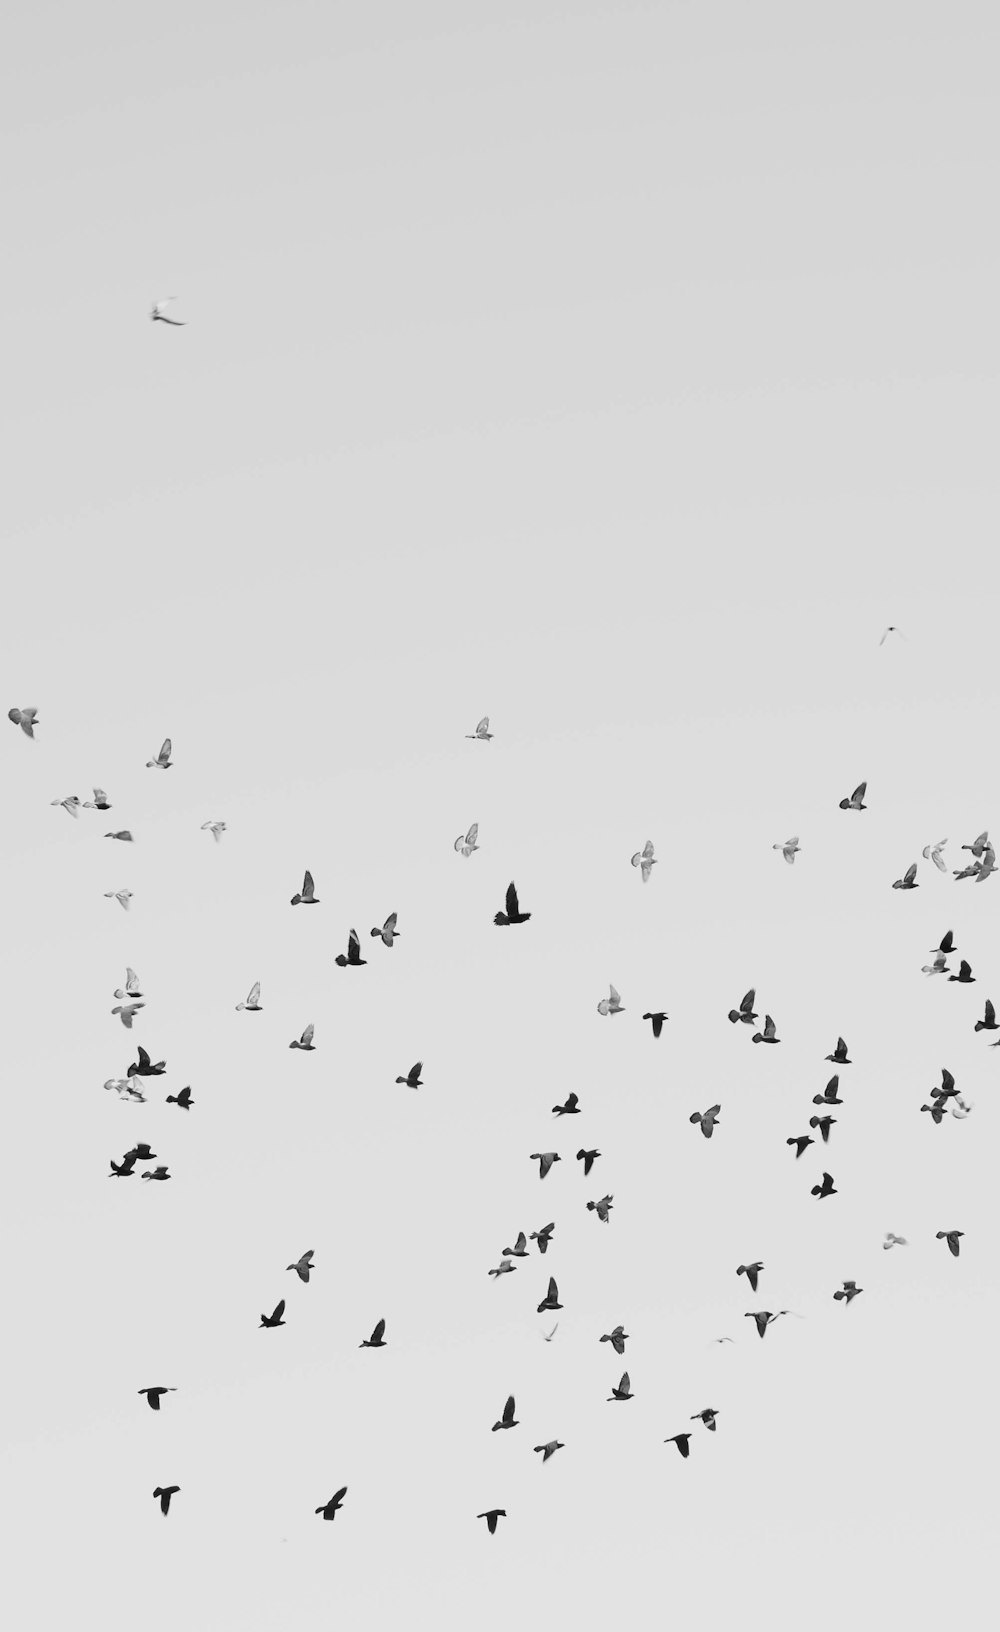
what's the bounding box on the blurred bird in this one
[977,846,997,883]
[975,1000,998,1033]
[825,1037,852,1065]
[291,870,319,906]
[127,1143,157,1162]
[315,1488,347,1521]
[530,1223,554,1253]
[811,1172,837,1199]
[953,861,982,881]
[287,1251,315,1283]
[492,1396,518,1431]
[454,823,479,857]
[112,1002,144,1028]
[664,1434,692,1459]
[608,1372,633,1402]
[752,1015,780,1044]
[883,1233,908,1250]
[201,821,226,842]
[128,1046,165,1076]
[260,1301,286,1328]
[936,1230,964,1257]
[335,930,366,967]
[892,863,918,890]
[630,840,657,882]
[114,969,142,1000]
[165,1087,193,1110]
[962,831,990,857]
[642,1011,668,1037]
[84,789,112,809]
[879,626,904,645]
[922,953,949,976]
[502,1233,529,1259]
[745,1311,787,1338]
[139,1388,176,1411]
[530,1152,560,1179]
[52,795,81,817]
[488,1261,516,1278]
[534,1441,564,1462]
[809,1115,836,1143]
[834,1281,863,1304]
[395,1061,423,1088]
[105,831,133,842]
[597,985,624,1016]
[360,1319,386,1349]
[109,1153,137,1177]
[922,839,948,872]
[537,1277,562,1313]
[737,1262,763,1293]
[576,1149,600,1176]
[106,1078,144,1102]
[104,890,132,911]
[466,716,493,740]
[691,1409,719,1431]
[839,781,867,811]
[921,1101,950,1124]
[773,836,800,865]
[151,298,184,325]
[948,961,975,984]
[477,1509,505,1534]
[542,1324,559,1341]
[494,882,530,926]
[289,1024,315,1051]
[370,912,399,947]
[152,1486,180,1515]
[728,989,757,1025]
[690,1105,721,1138]
[141,1167,170,1182]
[813,1076,843,1106]
[787,1135,814,1158]
[146,738,172,769]
[236,982,262,1012]
[601,1326,628,1356]
[587,1195,613,1223]
[8,706,38,738]
[553,1092,580,1116]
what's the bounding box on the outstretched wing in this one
[505,882,520,918]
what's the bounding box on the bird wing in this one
[620,1372,630,1392]
[547,1277,558,1300]
[987,1000,996,1026]
[643,840,654,859]
[159,739,171,762]
[476,717,489,734]
[301,1024,314,1046]
[383,912,397,935]
[272,1300,286,1320]
[609,985,621,1005]
[904,863,917,884]
[348,929,361,958]
[506,881,520,917]
[465,823,479,845]
[503,1394,515,1422]
[741,989,755,1011]
[371,1319,386,1343]
[852,782,867,802]
[248,982,260,1005]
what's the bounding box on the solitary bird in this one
[601,1326,629,1356]
[454,823,479,857]
[289,1024,315,1051]
[892,863,918,890]
[631,840,657,882]
[139,1388,176,1411]
[597,985,624,1016]
[84,789,112,810]
[112,1002,144,1029]
[825,1037,852,1065]
[975,1000,998,1033]
[502,1233,529,1258]
[129,1046,165,1076]
[642,1011,669,1037]
[335,929,367,967]
[813,1075,843,1106]
[530,1152,561,1179]
[360,1319,386,1349]
[477,1509,505,1534]
[787,1135,814,1158]
[51,795,82,817]
[737,1262,763,1293]
[537,1277,562,1314]
[534,1440,564,1462]
[834,1281,863,1304]
[290,870,319,906]
[201,821,226,842]
[260,1300,286,1328]
[370,912,399,947]
[529,1223,554,1253]
[608,1372,633,1402]
[948,960,975,984]
[691,1409,719,1432]
[728,989,757,1025]
[811,1171,837,1199]
[152,1486,180,1516]
[492,1396,518,1431]
[936,1230,964,1257]
[839,781,867,811]
[395,1061,423,1088]
[315,1487,347,1521]
[151,298,185,325]
[236,982,262,1012]
[141,1167,170,1182]
[809,1115,836,1143]
[883,1233,908,1250]
[287,1251,315,1283]
[494,882,531,926]
[773,836,800,865]
[576,1149,600,1176]
[466,716,493,741]
[166,1086,193,1110]
[664,1434,692,1459]
[104,889,132,911]
[8,706,38,738]
[689,1105,721,1139]
[553,1092,580,1116]
[146,738,172,769]
[587,1195,613,1223]
[923,839,948,872]
[752,1015,780,1044]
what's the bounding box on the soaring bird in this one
[833,1281,863,1304]
[495,882,531,926]
[839,781,867,811]
[883,1233,908,1250]
[477,1509,505,1534]
[360,1319,386,1348]
[114,969,143,1000]
[691,1409,719,1432]
[128,1046,165,1076]
[104,889,132,911]
[291,870,319,906]
[395,1061,423,1088]
[642,1011,669,1037]
[141,1167,171,1182]
[315,1487,347,1521]
[139,1388,176,1411]
[8,706,38,738]
[466,716,493,740]
[552,1092,580,1116]
[537,1277,562,1314]
[892,863,918,890]
[492,1396,518,1431]
[287,1251,315,1283]
[51,795,81,817]
[936,1230,964,1257]
[600,1326,628,1356]
[165,1086,193,1110]
[737,1262,763,1293]
[811,1172,837,1199]
[128,1143,157,1162]
[201,821,226,842]
[335,929,367,967]
[773,836,800,865]
[370,912,399,947]
[112,1002,144,1029]
[752,1015,780,1044]
[260,1300,286,1328]
[689,1105,721,1138]
[530,1152,560,1179]
[534,1440,565,1462]
[587,1195,613,1223]
[151,298,185,325]
[948,960,975,984]
[289,1024,315,1051]
[576,1148,600,1176]
[529,1223,554,1253]
[502,1233,529,1258]
[152,1486,180,1515]
[922,839,948,873]
[236,982,262,1012]
[975,1000,999,1033]
[664,1434,692,1459]
[454,823,480,857]
[813,1076,843,1106]
[787,1135,814,1158]
[597,985,624,1016]
[728,989,757,1025]
[146,738,172,769]
[962,831,990,857]
[745,1311,788,1339]
[607,1372,633,1402]
[921,1100,950,1124]
[809,1115,836,1143]
[953,861,983,882]
[825,1037,852,1065]
[84,789,112,810]
[631,840,657,882]
[105,830,133,843]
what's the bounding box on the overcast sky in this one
[3,2,999,1628]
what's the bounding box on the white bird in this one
[236,981,262,1012]
[773,836,800,865]
[454,823,479,857]
[8,706,38,738]
[114,968,143,1000]
[883,1233,908,1250]
[922,839,948,873]
[112,1002,145,1029]
[151,298,185,326]
[950,1096,973,1118]
[104,1077,145,1102]
[51,795,81,818]
[201,821,226,842]
[466,716,493,741]
[597,984,625,1016]
[146,738,172,769]
[630,840,656,883]
[104,889,132,911]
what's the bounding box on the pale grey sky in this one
[3,3,999,1629]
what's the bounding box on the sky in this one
[2,1,999,1627]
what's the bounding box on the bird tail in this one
[494,912,509,925]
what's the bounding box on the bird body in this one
[8,706,38,738]
[642,1011,668,1036]
[492,1395,518,1431]
[51,795,81,817]
[690,1105,721,1138]
[290,1024,315,1050]
[141,1167,170,1182]
[664,1434,691,1458]
[530,1223,554,1253]
[787,1135,814,1157]
[316,1487,347,1521]
[139,1387,176,1411]
[530,1152,560,1179]
[537,1277,562,1313]
[396,1061,423,1088]
[975,1000,998,1032]
[104,889,132,911]
[477,1509,505,1533]
[811,1171,837,1198]
[813,1075,842,1106]
[151,298,185,325]
[601,1326,628,1355]
[936,1230,964,1257]
[608,1372,633,1401]
[360,1319,386,1348]
[152,1486,180,1515]
[737,1262,763,1293]
[692,1409,718,1431]
[166,1086,193,1110]
[534,1440,565,1462]
[825,1037,851,1065]
[454,823,480,857]
[370,912,399,947]
[236,982,262,1012]
[892,863,918,890]
[587,1194,613,1222]
[553,1092,580,1116]
[466,716,493,740]
[260,1300,286,1328]
[729,989,757,1025]
[112,1002,144,1028]
[834,1281,863,1304]
[922,840,948,872]
[752,1015,780,1044]
[201,821,226,842]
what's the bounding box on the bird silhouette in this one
[128,1143,157,1162]
[129,1046,165,1077]
[932,930,956,955]
[165,1086,193,1110]
[370,912,399,947]
[833,1281,863,1304]
[289,1024,315,1051]
[691,1409,719,1432]
[360,1319,386,1348]
[883,1233,908,1250]
[608,1372,633,1401]
[151,298,185,325]
[494,882,530,926]
[922,952,950,976]
[975,1000,998,1032]
[553,1092,580,1116]
[145,738,172,769]
[534,1440,565,1462]
[962,831,990,857]
[737,1262,763,1293]
[529,1223,554,1253]
[141,1167,170,1182]
[586,1195,613,1223]
[537,1277,562,1313]
[752,1015,780,1044]
[787,1134,814,1158]
[454,823,480,857]
[664,1434,692,1459]
[109,1153,137,1177]
[502,1233,529,1258]
[892,863,918,890]
[315,1487,347,1521]
[576,1149,600,1176]
[948,960,975,984]
[152,1486,180,1515]
[104,830,133,843]
[745,1310,789,1338]
[630,840,656,882]
[600,1326,628,1355]
[839,781,867,811]
[530,1152,560,1179]
[597,984,624,1016]
[813,1076,843,1106]
[642,1011,668,1036]
[689,1105,721,1138]
[395,1062,423,1088]
[236,982,262,1012]
[477,1509,505,1533]
[809,1115,836,1143]
[728,989,757,1025]
[139,1388,176,1411]
[466,716,493,740]
[811,1172,837,1198]
[335,929,367,967]
[287,1251,315,1283]
[260,1300,286,1328]
[488,1260,516,1278]
[8,706,38,738]
[825,1037,852,1065]
[773,836,800,865]
[936,1230,964,1257]
[291,870,319,906]
[492,1395,518,1431]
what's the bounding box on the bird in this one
[608,1372,633,1401]
[879,626,905,645]
[201,821,226,842]
[936,1230,964,1257]
[494,882,531,926]
[502,1233,529,1258]
[105,830,133,842]
[477,1509,505,1534]
[752,1015,780,1044]
[289,1024,315,1051]
[165,1086,193,1110]
[315,1487,347,1521]
[530,1152,560,1179]
[948,960,975,984]
[576,1149,600,1176]
[630,840,657,882]
[542,1324,559,1342]
[883,1233,908,1250]
[553,1092,580,1116]
[395,1061,423,1088]
[145,738,172,770]
[236,982,262,1012]
[811,1172,837,1198]
[773,836,800,865]
[287,1251,315,1283]
[141,1167,170,1182]
[360,1319,386,1348]
[975,1000,998,1033]
[84,789,112,810]
[151,298,185,325]
[809,1115,836,1143]
[152,1486,180,1515]
[691,1409,719,1432]
[129,1046,165,1076]
[454,823,480,857]
[664,1434,692,1459]
[834,1281,863,1304]
[291,870,319,905]
[813,1075,843,1106]
[953,860,983,881]
[921,1100,950,1124]
[109,1153,137,1177]
[51,795,82,817]
[977,845,998,883]
[335,929,367,967]
[932,931,956,956]
[728,989,757,1025]
[104,888,132,911]
[597,984,624,1016]
[466,716,493,740]
[587,1195,613,1222]
[537,1277,562,1313]
[825,1037,852,1065]
[8,706,38,738]
[492,1396,518,1431]
[737,1262,763,1293]
[534,1441,565,1463]
[600,1326,628,1355]
[923,839,948,872]
[114,969,143,999]
[128,1143,157,1162]
[745,1311,787,1338]
[963,831,990,857]
[112,1002,144,1028]
[105,1077,144,1102]
[139,1388,176,1411]
[529,1223,554,1253]
[787,1135,814,1158]
[689,1105,721,1138]
[923,951,949,979]
[892,863,918,890]
[839,781,867,811]
[642,1011,668,1037]
[370,912,399,947]
[260,1300,286,1328]
[488,1260,516,1278]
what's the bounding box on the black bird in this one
[813,1076,843,1106]
[932,930,956,956]
[127,1143,157,1162]
[786,1135,814,1158]
[537,1276,562,1313]
[931,1068,959,1101]
[128,1046,166,1077]
[586,1195,613,1222]
[936,1229,964,1257]
[600,1326,628,1355]
[534,1440,565,1462]
[892,863,918,890]
[260,1300,286,1329]
[492,1395,518,1431]
[949,960,975,984]
[291,870,319,906]
[838,781,867,811]
[737,1262,763,1293]
[975,1000,999,1033]
[664,1433,692,1459]
[811,1171,837,1199]
[825,1037,852,1065]
[477,1509,506,1534]
[728,989,757,1025]
[833,1281,862,1304]
[335,929,367,967]
[152,1486,180,1516]
[529,1222,554,1253]
[360,1319,386,1348]
[530,1152,560,1179]
[691,1408,719,1432]
[553,1092,580,1116]
[396,1062,423,1088]
[109,1153,137,1177]
[809,1115,836,1143]
[165,1086,193,1110]
[494,881,531,926]
[141,1167,170,1182]
[315,1487,347,1521]
[752,1015,780,1044]
[139,1388,176,1411]
[607,1371,633,1401]
[576,1148,600,1175]
[642,1011,669,1037]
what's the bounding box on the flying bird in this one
[833,1281,863,1304]
[809,1115,836,1143]
[287,1251,315,1283]
[495,882,531,926]
[948,960,975,984]
[922,951,950,977]
[139,1388,176,1411]
[151,298,185,325]
[488,1260,516,1278]
[977,846,997,883]
[728,989,757,1025]
[576,1149,600,1176]
[454,823,479,857]
[587,1195,613,1223]
[879,626,904,645]
[51,795,81,817]
[813,1076,843,1106]
[936,1230,964,1257]
[370,912,399,947]
[315,1487,347,1521]
[752,1015,780,1044]
[109,1153,137,1177]
[642,1011,668,1037]
[84,789,112,810]
[825,1037,852,1065]
[839,781,867,811]
[962,831,990,857]
[335,929,367,967]
[145,738,172,769]
[745,1311,787,1338]
[260,1301,286,1328]
[112,1003,144,1029]
[141,1167,171,1182]
[922,839,948,872]
[811,1172,837,1199]
[114,969,143,999]
[395,1062,423,1088]
[737,1262,763,1293]
[104,889,132,911]
[128,1143,157,1162]
[165,1086,193,1110]
[502,1233,529,1258]
[975,1000,998,1033]
[128,1046,165,1076]
[105,830,133,842]
[892,863,918,890]
[466,716,493,740]
[787,1135,814,1158]
[492,1396,518,1431]
[534,1440,565,1462]
[477,1509,505,1534]
[630,840,657,882]
[689,1105,721,1138]
[530,1223,554,1253]
[289,1024,315,1051]
[773,836,800,865]
[552,1092,580,1116]
[8,706,38,738]
[596,985,624,1016]
[600,1326,628,1356]
[691,1409,719,1432]
[542,1324,558,1342]
[537,1277,562,1313]
[236,982,262,1012]
[360,1319,386,1348]
[291,870,319,905]
[664,1434,692,1459]
[152,1486,180,1515]
[883,1233,908,1250]
[201,821,226,842]
[608,1372,633,1402]
[530,1152,561,1179]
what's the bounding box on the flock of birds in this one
[11,675,984,1533]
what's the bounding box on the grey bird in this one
[728,988,757,1025]
[811,1171,837,1198]
[492,1395,518,1431]
[335,929,367,967]
[105,831,133,843]
[586,1195,613,1223]
[597,984,624,1016]
[454,823,480,857]
[360,1319,386,1348]
[642,1011,669,1036]
[689,1104,721,1138]
[287,1251,315,1283]
[152,1486,180,1515]
[529,1222,554,1253]
[530,1152,561,1179]
[494,881,531,926]
[488,1260,516,1278]
[289,1024,315,1051]
[315,1487,347,1521]
[139,1388,176,1411]
[809,1115,836,1143]
[833,1281,862,1304]
[165,1086,193,1110]
[883,1233,908,1250]
[84,789,111,810]
[8,706,38,738]
[577,1148,600,1175]
[773,836,800,865]
[236,982,262,1012]
[976,846,997,883]
[975,1000,999,1032]
[745,1310,789,1338]
[141,1167,170,1182]
[936,1230,964,1257]
[552,1092,580,1116]
[752,1015,780,1044]
[201,821,226,842]
[145,738,172,769]
[396,1061,423,1088]
[291,870,319,905]
[825,1037,852,1065]
[260,1300,286,1328]
[813,1076,842,1106]
[922,839,948,872]
[601,1326,628,1355]
[466,716,493,741]
[892,862,918,890]
[737,1262,763,1293]
[787,1134,814,1157]
[104,889,133,911]
[921,1100,950,1124]
[503,1232,529,1258]
[114,968,143,999]
[631,839,657,882]
[477,1509,505,1534]
[879,626,904,645]
[112,1002,144,1028]
[537,1277,562,1314]
[691,1409,719,1431]
[370,912,399,947]
[922,953,949,977]
[953,861,983,881]
[534,1440,565,1462]
[608,1371,633,1401]
[150,298,185,325]
[664,1433,692,1459]
[52,795,81,817]
[838,781,867,811]
[962,831,990,857]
